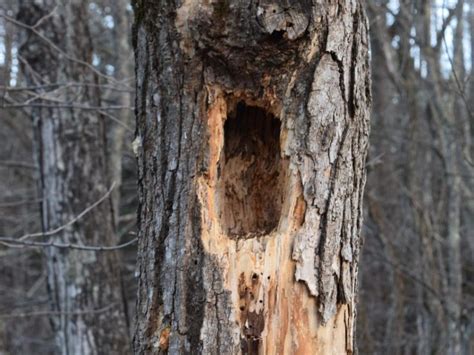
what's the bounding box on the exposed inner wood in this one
[217,102,289,237]
[198,92,349,354]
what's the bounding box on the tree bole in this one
[133,1,371,353]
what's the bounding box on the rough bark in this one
[18,0,130,353]
[132,0,371,354]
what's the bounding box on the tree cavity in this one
[216,102,288,238]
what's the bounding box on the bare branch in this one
[0,12,120,84]
[0,235,138,251]
[17,182,116,241]
[0,303,118,319]
[2,102,133,111]
[0,160,37,170]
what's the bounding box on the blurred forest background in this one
[0,0,472,354]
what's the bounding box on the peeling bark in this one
[133,0,371,353]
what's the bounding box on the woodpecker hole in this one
[217,102,288,237]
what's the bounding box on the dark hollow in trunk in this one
[218,102,288,237]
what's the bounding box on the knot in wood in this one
[257,3,309,40]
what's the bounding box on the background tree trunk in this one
[17,0,130,353]
[132,1,371,354]
[108,0,134,229]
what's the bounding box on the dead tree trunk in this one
[132,0,371,353]
[18,0,130,353]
